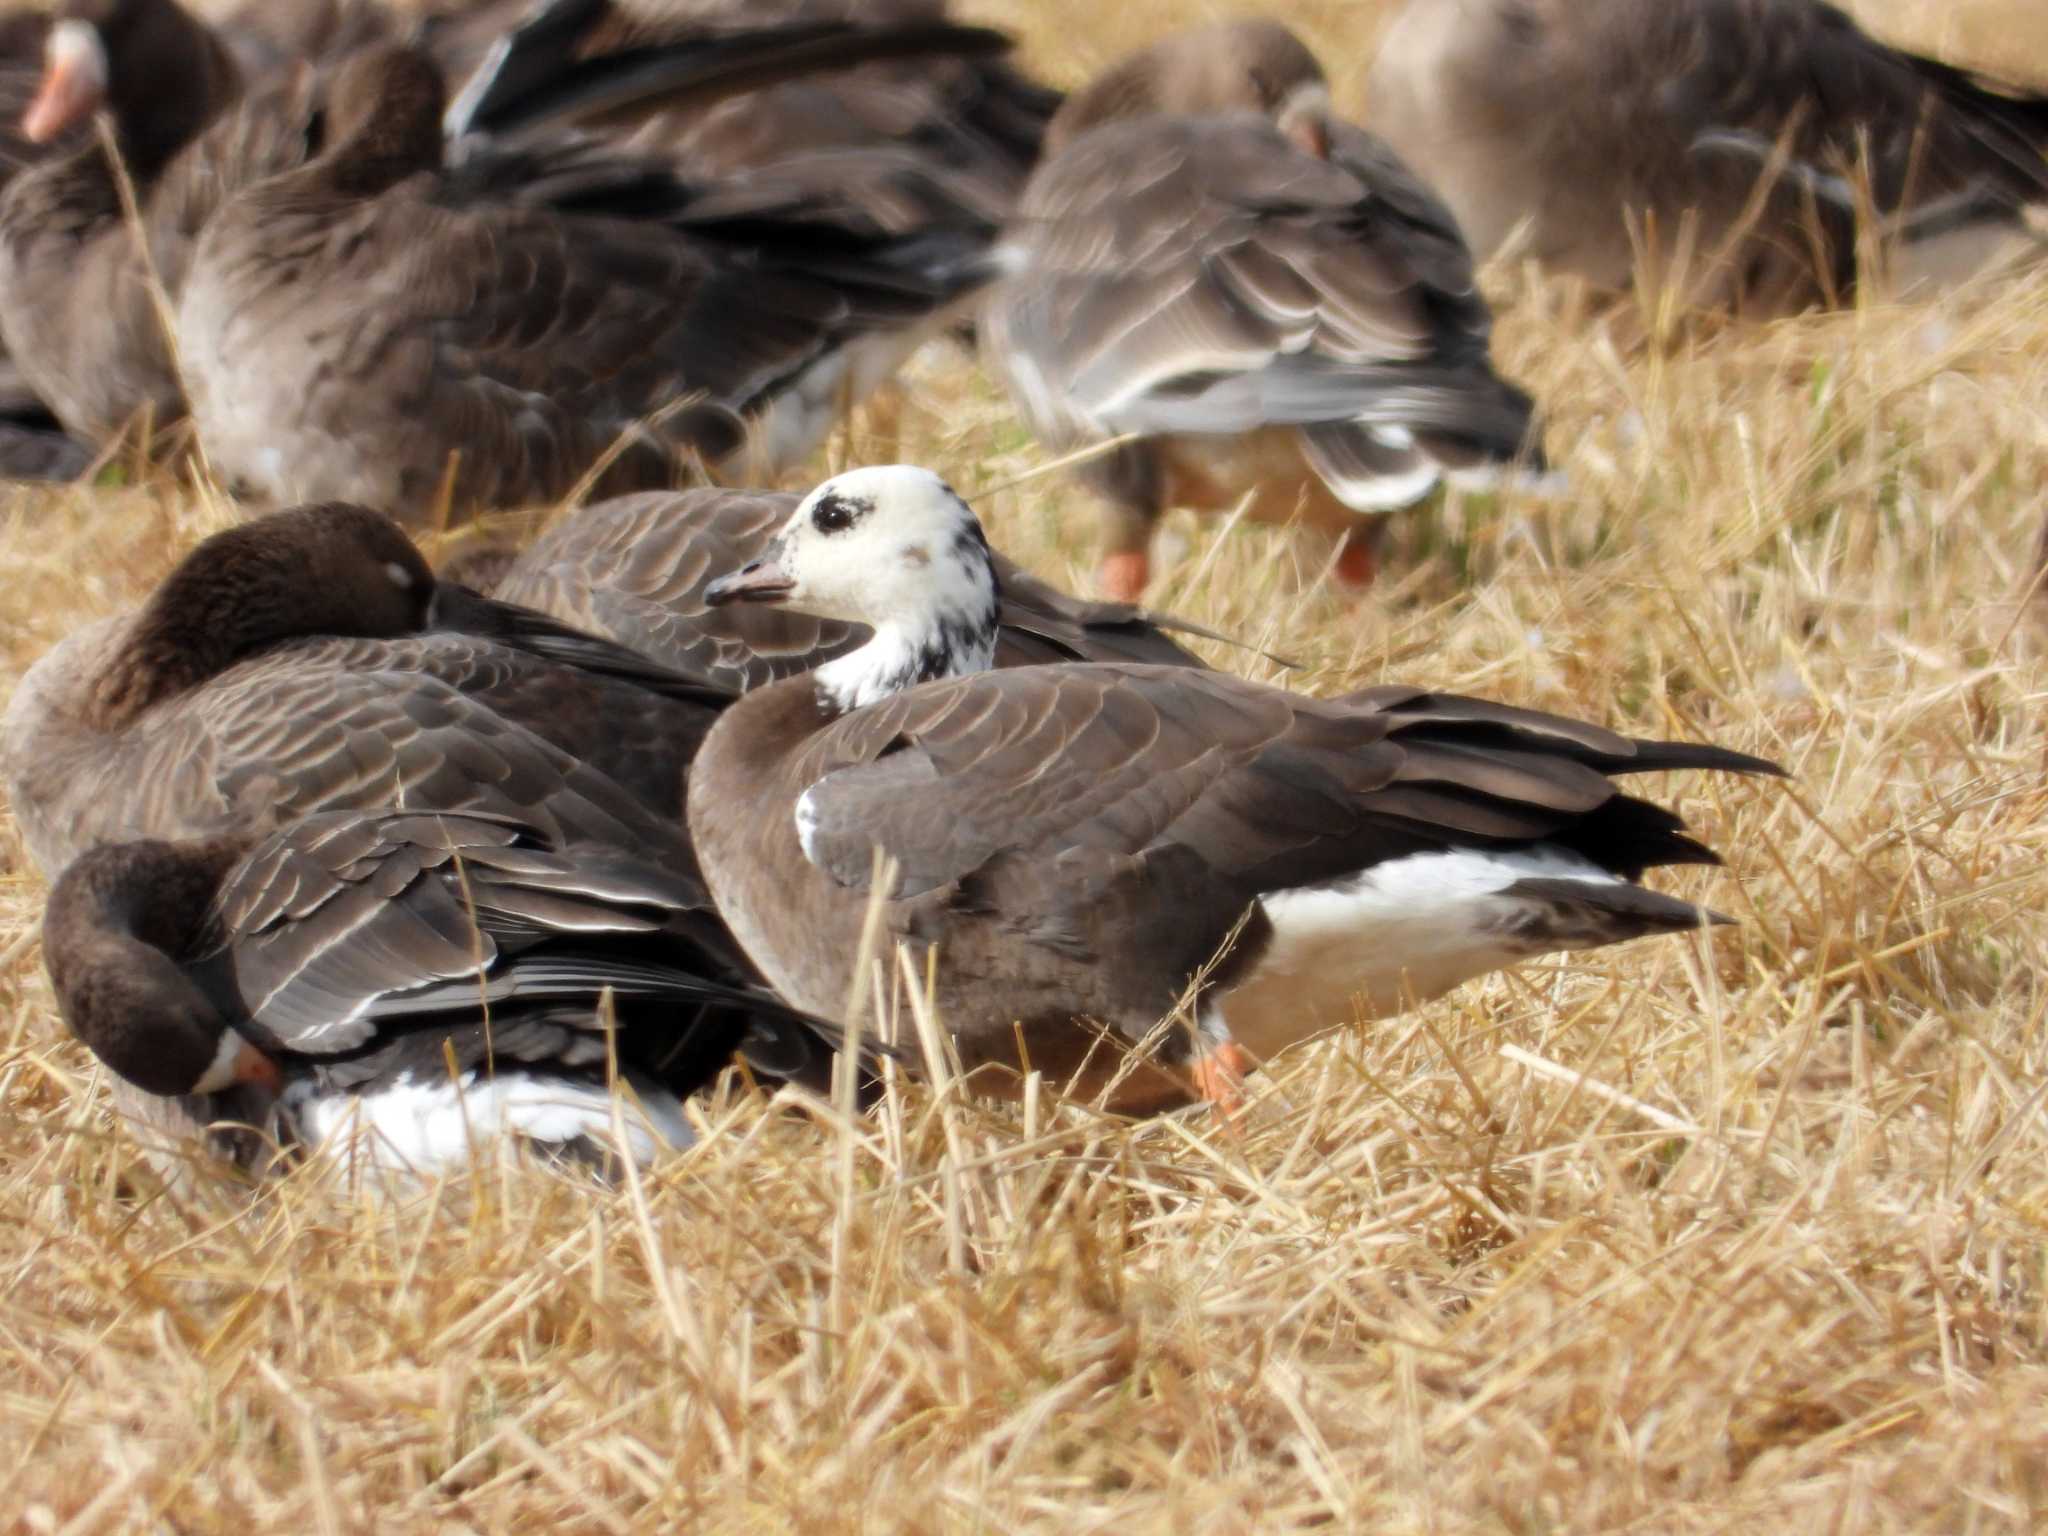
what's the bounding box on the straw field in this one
[0,0,2045,1528]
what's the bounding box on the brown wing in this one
[989,114,1540,493]
[789,666,1774,925]
[1636,0,2048,208]
[186,163,982,505]
[214,808,812,1072]
[47,636,699,877]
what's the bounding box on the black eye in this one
[811,495,857,534]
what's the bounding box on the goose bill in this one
[704,554,797,607]
[23,21,108,144]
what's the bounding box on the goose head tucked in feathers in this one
[87,502,437,728]
[705,464,1000,712]
[1042,19,1333,158]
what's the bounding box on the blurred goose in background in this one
[0,0,1009,478]
[1365,0,2048,314]
[46,808,838,1174]
[688,468,1779,1112]
[470,487,1216,691]
[176,40,1005,514]
[451,0,1061,228]
[0,11,95,478]
[4,503,837,1167]
[984,19,1546,603]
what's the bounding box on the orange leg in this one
[1334,518,1388,591]
[1188,1039,1253,1123]
[1098,549,1151,603]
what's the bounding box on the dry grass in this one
[1,0,2047,1528]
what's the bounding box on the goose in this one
[0,0,254,442]
[451,0,1061,228]
[982,19,1546,603]
[2,503,833,1162]
[475,487,1215,692]
[1364,0,2048,313]
[0,0,1007,463]
[686,466,1781,1111]
[0,502,737,881]
[176,39,1004,513]
[45,808,840,1173]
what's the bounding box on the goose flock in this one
[1,0,2040,1178]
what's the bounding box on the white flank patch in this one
[793,787,823,863]
[286,1069,694,1176]
[1215,846,1624,1062]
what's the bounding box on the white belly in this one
[283,1068,694,1175]
[1215,846,1637,1063]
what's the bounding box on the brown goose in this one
[1364,0,2048,312]
[0,0,255,442]
[687,467,1780,1111]
[984,20,1545,603]
[477,487,1213,692]
[46,808,835,1173]
[451,0,1060,228]
[0,502,731,880]
[2,503,826,1160]
[0,0,1007,459]
[176,41,1000,513]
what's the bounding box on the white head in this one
[704,466,1000,712]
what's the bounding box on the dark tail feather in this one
[1503,877,1730,947]
[448,8,1015,142]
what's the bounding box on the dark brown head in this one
[1045,21,1331,157]
[44,837,283,1099]
[317,45,448,196]
[25,0,240,173]
[92,503,437,726]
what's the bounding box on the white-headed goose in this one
[476,487,1216,692]
[687,466,1780,1112]
[1365,0,2048,312]
[45,808,842,1173]
[984,19,1545,602]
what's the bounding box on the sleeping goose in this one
[46,808,837,1173]
[176,40,1001,513]
[983,20,1546,602]
[1364,0,2048,312]
[476,487,1214,691]
[1,502,734,879]
[3,503,829,1163]
[687,466,1781,1111]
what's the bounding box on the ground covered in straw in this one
[0,0,2045,1529]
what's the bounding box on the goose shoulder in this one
[2,505,706,877]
